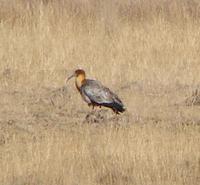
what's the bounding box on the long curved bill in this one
[65,73,75,84]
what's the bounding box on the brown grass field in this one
[1,0,200,184]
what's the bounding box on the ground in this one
[1,0,200,185]
[0,81,200,185]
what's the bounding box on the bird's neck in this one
[75,74,86,90]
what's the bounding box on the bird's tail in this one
[112,101,126,113]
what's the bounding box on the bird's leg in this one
[93,105,98,113]
[88,103,95,113]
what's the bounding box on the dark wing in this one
[81,80,124,108]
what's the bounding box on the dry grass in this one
[1,0,200,89]
[0,0,200,185]
[1,124,200,185]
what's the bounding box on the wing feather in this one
[81,80,114,104]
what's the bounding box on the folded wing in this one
[81,80,125,113]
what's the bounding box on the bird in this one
[66,69,126,114]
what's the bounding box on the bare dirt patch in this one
[1,82,200,135]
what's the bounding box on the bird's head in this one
[74,69,86,77]
[66,69,86,87]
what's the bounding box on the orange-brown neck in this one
[75,74,86,90]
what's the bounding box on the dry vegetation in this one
[0,0,200,185]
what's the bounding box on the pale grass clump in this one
[0,1,200,185]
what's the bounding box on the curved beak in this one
[65,73,75,84]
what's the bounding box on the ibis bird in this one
[66,69,126,114]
